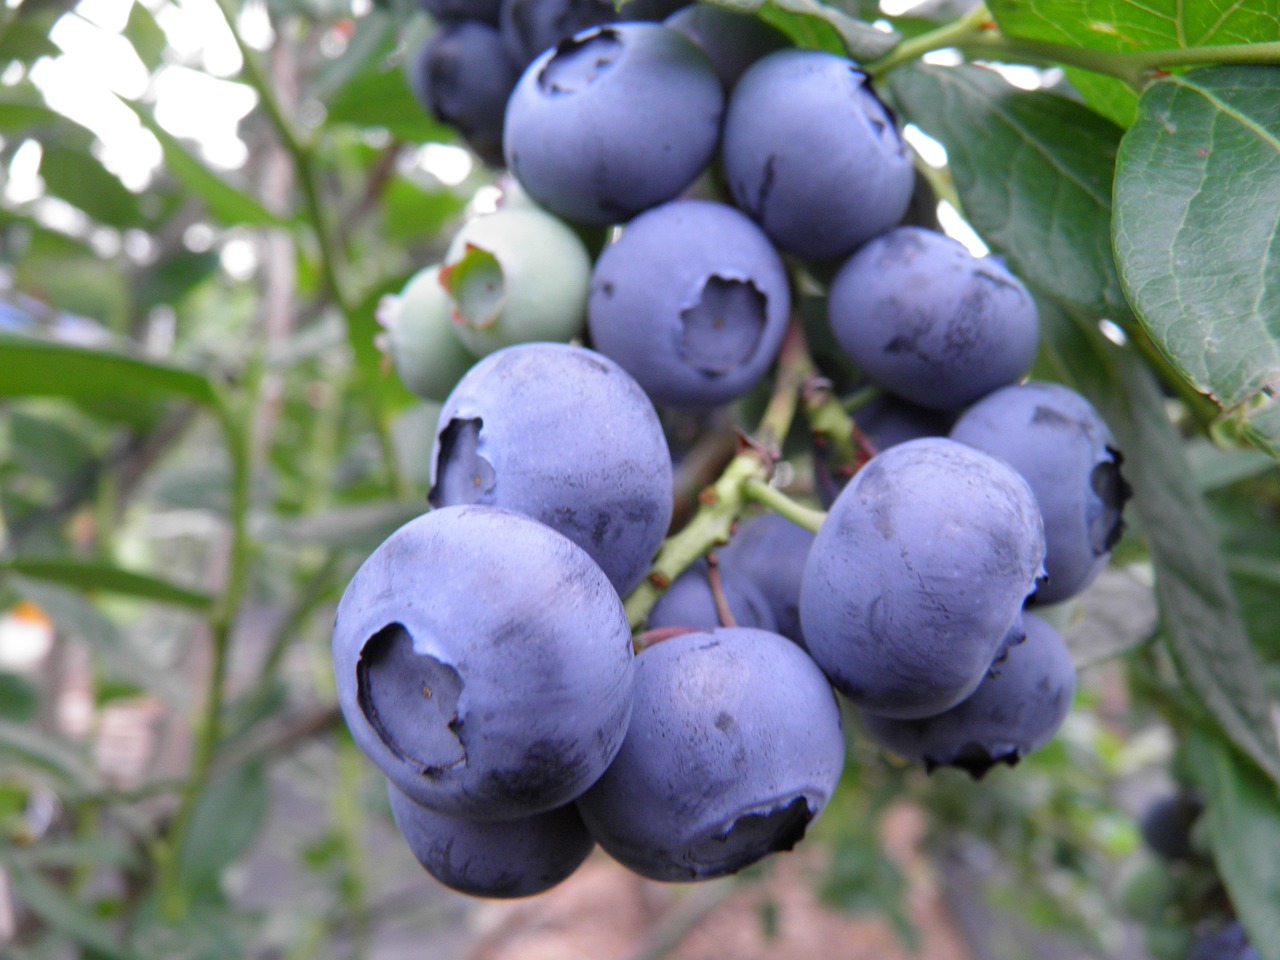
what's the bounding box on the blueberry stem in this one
[623,319,831,632]
[742,477,826,534]
[866,1,1280,86]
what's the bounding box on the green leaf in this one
[889,64,1129,320]
[175,763,269,897]
[39,145,148,228]
[704,0,900,60]
[1187,733,1280,960]
[0,557,214,611]
[0,673,39,722]
[989,0,1280,129]
[324,65,453,142]
[1063,69,1138,128]
[4,861,129,960]
[123,0,167,70]
[258,500,425,552]
[0,334,222,411]
[0,719,100,791]
[1113,67,1280,457]
[990,0,1280,53]
[1039,302,1280,786]
[122,100,288,228]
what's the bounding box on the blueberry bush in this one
[1,1,1278,958]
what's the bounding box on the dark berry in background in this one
[503,23,723,226]
[420,0,503,24]
[1139,791,1204,862]
[588,199,790,408]
[721,48,914,262]
[332,506,634,820]
[800,438,1046,719]
[827,227,1040,410]
[409,20,519,167]
[576,626,844,882]
[500,0,692,65]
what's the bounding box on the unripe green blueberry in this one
[378,265,477,401]
[440,206,591,356]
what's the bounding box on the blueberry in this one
[388,783,593,898]
[409,20,520,167]
[949,381,1130,603]
[860,612,1076,777]
[429,343,673,595]
[647,557,778,633]
[827,227,1041,410]
[503,23,723,226]
[800,438,1046,719]
[332,505,634,820]
[664,4,789,90]
[587,199,791,408]
[1190,921,1258,960]
[721,49,914,261]
[720,513,815,645]
[378,265,477,402]
[812,393,957,508]
[420,0,503,24]
[440,206,592,356]
[1139,791,1204,862]
[576,627,845,881]
[499,0,691,65]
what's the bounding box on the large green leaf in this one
[175,763,269,897]
[0,557,214,611]
[1038,300,1280,786]
[704,0,900,60]
[1114,67,1280,458]
[989,0,1280,126]
[0,335,221,410]
[1187,733,1280,960]
[122,100,288,228]
[889,64,1129,320]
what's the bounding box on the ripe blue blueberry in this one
[409,20,519,167]
[800,438,1046,719]
[949,381,1130,604]
[503,23,723,226]
[860,612,1075,777]
[429,343,673,595]
[332,505,634,820]
[388,783,593,898]
[664,4,789,89]
[588,199,791,409]
[576,627,845,881]
[499,0,690,65]
[721,49,914,261]
[719,513,815,646]
[827,227,1040,410]
[647,557,778,634]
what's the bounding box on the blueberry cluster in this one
[342,2,1135,901]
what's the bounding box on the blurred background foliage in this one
[0,0,1277,958]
